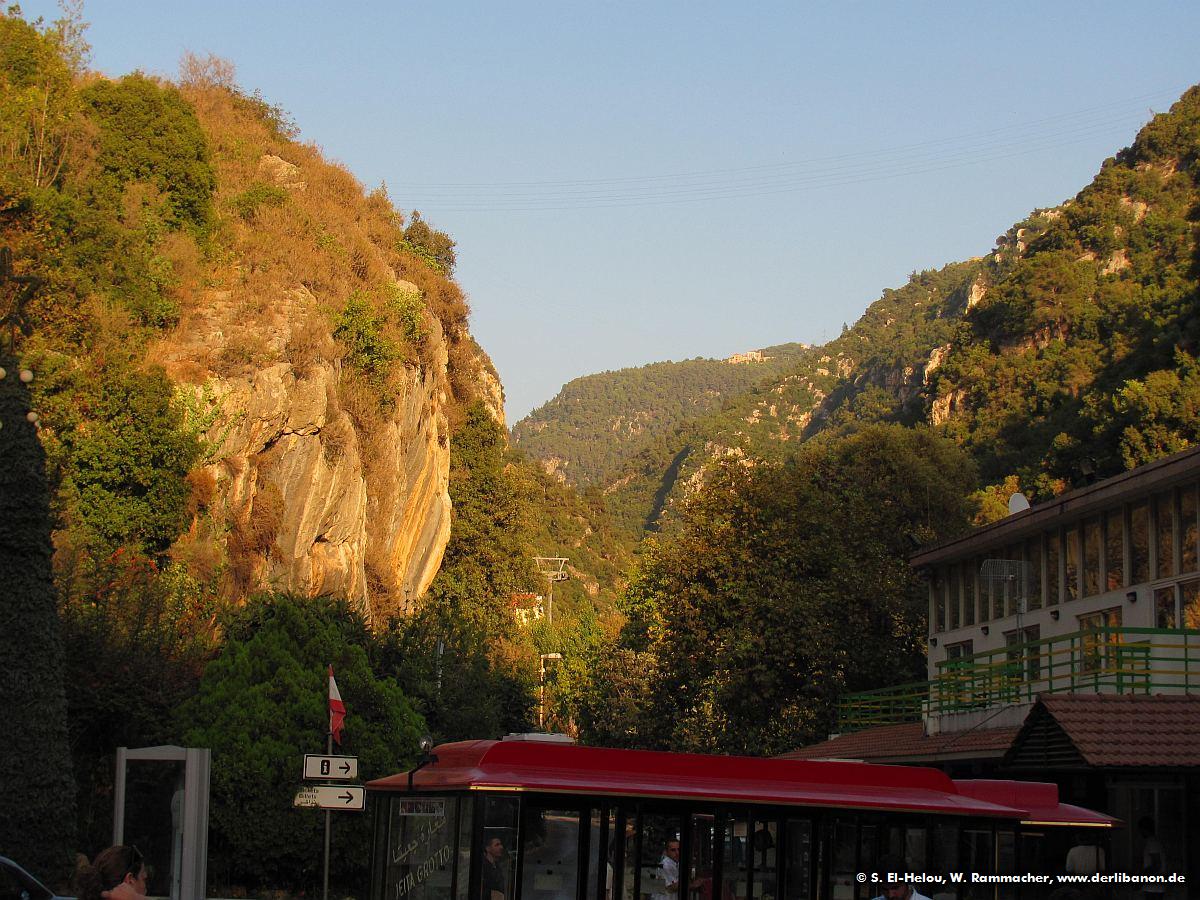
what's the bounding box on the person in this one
[75,845,149,900]
[481,836,507,900]
[871,854,931,900]
[652,840,680,900]
[1138,816,1166,898]
[1064,832,1105,874]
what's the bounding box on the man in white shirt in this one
[1064,832,1105,875]
[652,840,680,900]
[871,854,932,900]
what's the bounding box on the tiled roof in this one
[779,722,1019,764]
[1007,694,1200,768]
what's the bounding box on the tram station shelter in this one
[785,445,1200,885]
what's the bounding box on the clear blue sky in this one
[24,1,1200,423]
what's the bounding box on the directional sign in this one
[316,785,365,811]
[303,754,358,781]
[295,784,365,811]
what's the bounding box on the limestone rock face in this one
[158,284,455,622]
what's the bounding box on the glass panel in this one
[782,820,812,900]
[947,567,959,630]
[482,797,519,900]
[1155,586,1177,630]
[384,795,458,900]
[587,808,611,900]
[457,798,474,900]
[1132,503,1151,583]
[829,819,856,900]
[642,814,682,900]
[721,816,750,900]
[1046,533,1060,606]
[621,811,637,900]
[1064,525,1080,602]
[1025,537,1042,611]
[1156,493,1175,578]
[1182,580,1200,630]
[997,831,1017,900]
[1183,484,1199,574]
[992,555,1005,620]
[903,827,926,872]
[928,823,958,887]
[1083,519,1101,597]
[1105,509,1124,591]
[688,816,717,900]
[962,561,976,625]
[858,824,877,900]
[750,821,777,900]
[521,807,580,900]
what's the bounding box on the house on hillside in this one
[785,446,1200,885]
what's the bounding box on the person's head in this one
[485,837,505,861]
[875,855,911,900]
[1138,816,1156,838]
[664,840,680,861]
[76,845,147,900]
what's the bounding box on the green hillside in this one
[511,343,810,488]
[598,85,1200,536]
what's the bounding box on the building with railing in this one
[784,446,1200,887]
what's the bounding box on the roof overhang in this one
[368,740,1024,819]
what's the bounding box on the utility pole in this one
[532,556,568,627]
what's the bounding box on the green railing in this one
[837,627,1200,733]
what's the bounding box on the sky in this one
[22,1,1200,423]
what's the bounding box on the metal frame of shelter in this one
[113,745,211,900]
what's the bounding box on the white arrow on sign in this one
[303,754,359,781]
[306,784,365,811]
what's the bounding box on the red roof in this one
[953,780,1118,828]
[1009,694,1200,768]
[778,722,1019,764]
[368,739,1024,818]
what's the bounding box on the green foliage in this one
[230,181,287,220]
[512,343,812,490]
[177,594,424,894]
[399,210,456,274]
[81,73,214,231]
[574,426,976,755]
[0,354,77,884]
[332,283,426,387]
[31,355,201,555]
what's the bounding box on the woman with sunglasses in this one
[76,845,149,900]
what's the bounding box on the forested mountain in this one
[511,343,810,487]
[586,86,1200,537]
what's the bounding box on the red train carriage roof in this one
[953,780,1119,828]
[368,740,1024,819]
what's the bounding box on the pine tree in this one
[0,355,77,881]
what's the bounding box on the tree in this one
[0,356,77,882]
[177,595,425,894]
[578,426,976,755]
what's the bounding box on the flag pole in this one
[323,725,332,900]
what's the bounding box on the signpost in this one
[303,754,358,780]
[295,784,366,811]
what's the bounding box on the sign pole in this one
[323,730,332,900]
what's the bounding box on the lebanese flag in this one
[328,665,346,745]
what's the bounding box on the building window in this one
[1131,502,1150,583]
[962,562,976,626]
[1026,536,1042,611]
[1182,483,1198,574]
[1155,492,1175,579]
[977,556,991,623]
[1078,607,1122,673]
[1157,578,1200,630]
[945,640,974,661]
[1105,509,1124,591]
[1046,531,1061,606]
[1065,525,1080,602]
[1005,625,1040,681]
[947,566,960,630]
[1083,518,1102,597]
[932,570,944,633]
